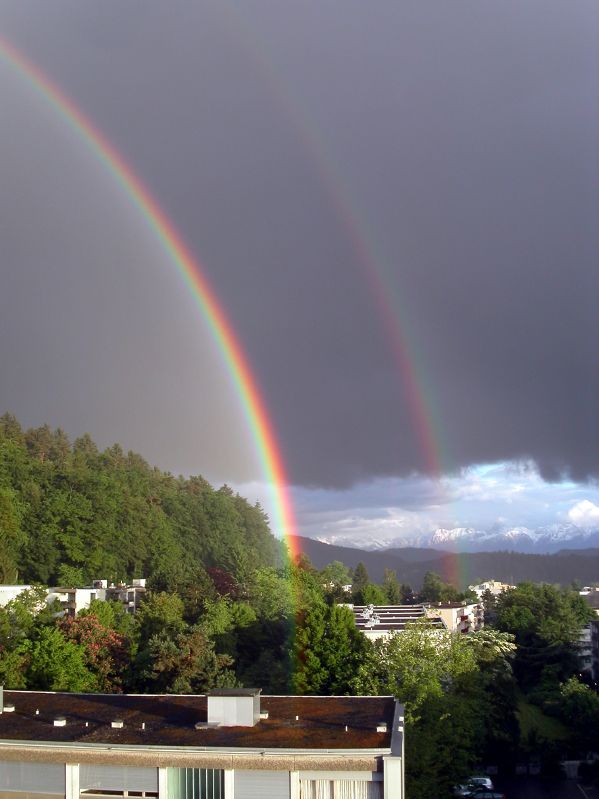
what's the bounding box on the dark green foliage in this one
[494,582,593,688]
[352,561,370,603]
[0,415,279,587]
[419,570,464,603]
[383,568,401,603]
[292,603,371,695]
[320,561,352,602]
[352,624,517,799]
[134,628,236,693]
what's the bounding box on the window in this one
[299,781,382,799]
[234,770,289,799]
[166,769,223,799]
[0,761,65,796]
[79,765,158,797]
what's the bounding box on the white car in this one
[454,777,494,797]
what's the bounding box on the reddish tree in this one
[206,567,239,598]
[59,614,129,692]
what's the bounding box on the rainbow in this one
[213,12,463,586]
[0,36,299,553]
[217,7,446,479]
[213,13,472,589]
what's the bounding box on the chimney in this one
[207,689,261,727]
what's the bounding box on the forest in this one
[0,413,279,586]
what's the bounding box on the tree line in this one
[0,413,279,586]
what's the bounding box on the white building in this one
[0,586,32,608]
[0,688,404,799]
[468,580,515,600]
[0,578,147,618]
[423,602,484,634]
[348,605,444,642]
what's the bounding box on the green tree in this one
[248,567,294,620]
[494,582,593,688]
[383,569,401,603]
[352,562,370,603]
[56,564,87,588]
[137,628,235,693]
[293,603,371,695]
[361,583,388,605]
[0,486,24,582]
[321,561,352,601]
[79,599,135,638]
[21,627,96,691]
[419,571,445,602]
[400,583,415,604]
[136,592,186,644]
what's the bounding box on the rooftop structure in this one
[348,604,444,641]
[0,689,404,799]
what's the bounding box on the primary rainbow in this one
[0,36,299,552]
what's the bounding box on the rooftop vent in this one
[3,703,15,713]
[259,711,269,720]
[207,689,261,727]
[376,722,388,733]
[54,717,67,727]
[111,719,124,729]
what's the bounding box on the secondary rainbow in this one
[0,35,299,552]
[217,8,446,477]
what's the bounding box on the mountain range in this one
[315,523,599,554]
[293,535,599,590]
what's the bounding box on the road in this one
[493,777,599,799]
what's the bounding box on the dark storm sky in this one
[0,0,598,491]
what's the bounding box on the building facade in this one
[468,581,515,601]
[423,603,484,634]
[0,580,146,618]
[0,689,404,799]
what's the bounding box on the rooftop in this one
[351,605,445,632]
[0,691,396,751]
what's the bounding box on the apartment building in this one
[0,580,147,618]
[46,580,147,618]
[0,688,404,799]
[423,603,484,634]
[468,581,515,600]
[0,587,31,608]
[348,605,444,642]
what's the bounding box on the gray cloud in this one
[0,1,597,489]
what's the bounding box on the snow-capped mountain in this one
[316,523,599,554]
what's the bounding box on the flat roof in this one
[351,605,445,632]
[0,692,396,751]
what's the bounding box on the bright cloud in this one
[568,500,599,530]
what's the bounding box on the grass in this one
[517,696,570,742]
